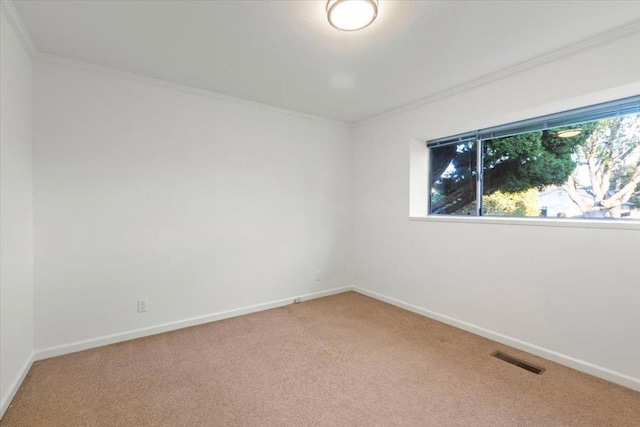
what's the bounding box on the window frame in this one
[425,95,640,223]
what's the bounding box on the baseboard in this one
[352,286,640,392]
[1,351,34,420]
[34,286,354,361]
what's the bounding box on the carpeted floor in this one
[2,292,639,426]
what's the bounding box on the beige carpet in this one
[2,292,639,426]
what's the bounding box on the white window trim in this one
[409,214,640,230]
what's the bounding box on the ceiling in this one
[12,0,640,123]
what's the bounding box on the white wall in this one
[0,9,34,412]
[32,59,353,352]
[5,9,638,402]
[353,33,640,389]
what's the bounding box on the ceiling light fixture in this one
[327,0,378,32]
[556,128,582,138]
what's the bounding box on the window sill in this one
[409,215,640,230]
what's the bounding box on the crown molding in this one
[0,0,37,56]
[32,51,350,127]
[4,0,638,128]
[355,20,640,128]
[1,0,348,127]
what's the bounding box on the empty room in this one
[1,0,639,425]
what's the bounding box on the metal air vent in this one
[492,351,545,375]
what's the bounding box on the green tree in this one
[564,116,640,218]
[431,125,590,214]
[431,116,640,217]
[482,189,539,217]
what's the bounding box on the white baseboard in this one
[34,286,354,361]
[352,286,640,392]
[1,352,34,420]
[19,283,636,415]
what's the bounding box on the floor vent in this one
[491,351,545,375]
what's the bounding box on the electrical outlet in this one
[315,271,321,281]
[137,299,148,313]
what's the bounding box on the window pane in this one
[482,113,640,219]
[430,141,477,215]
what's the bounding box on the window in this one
[428,96,640,220]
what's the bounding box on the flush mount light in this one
[556,128,582,138]
[327,0,378,31]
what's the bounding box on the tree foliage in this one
[482,189,539,217]
[483,127,586,192]
[431,116,640,217]
[431,126,588,214]
[564,116,640,217]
